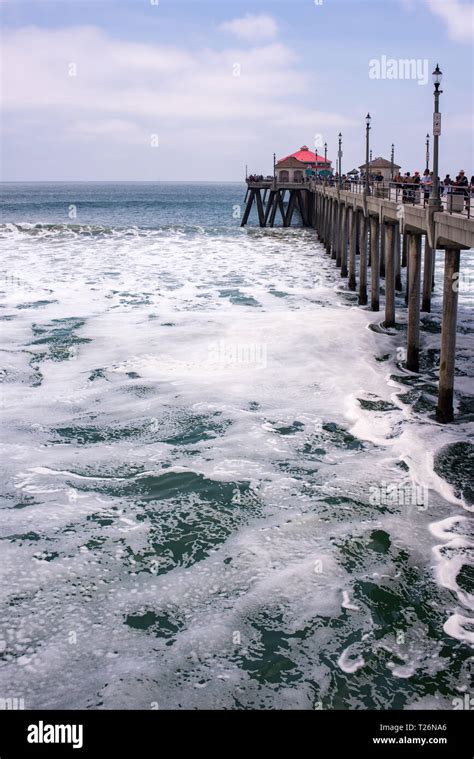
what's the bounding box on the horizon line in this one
[0,179,247,184]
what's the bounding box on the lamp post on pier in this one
[365,114,371,196]
[324,142,327,168]
[429,64,443,210]
[338,132,342,187]
[390,143,395,180]
[425,133,430,173]
[273,152,276,187]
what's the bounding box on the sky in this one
[0,0,473,181]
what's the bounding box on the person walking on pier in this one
[421,169,432,204]
[402,172,413,203]
[455,170,469,210]
[411,171,421,205]
[442,174,452,195]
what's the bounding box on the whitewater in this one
[0,182,472,710]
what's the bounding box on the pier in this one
[241,178,474,423]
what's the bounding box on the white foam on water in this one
[0,224,473,709]
[443,614,474,645]
[342,590,360,612]
[337,645,366,674]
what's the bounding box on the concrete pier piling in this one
[348,207,357,290]
[405,236,410,306]
[325,199,331,253]
[331,201,338,260]
[241,179,474,421]
[407,233,422,372]
[402,233,408,268]
[370,216,380,312]
[336,203,344,267]
[341,205,348,278]
[359,213,368,306]
[422,236,433,312]
[395,225,402,292]
[436,248,461,423]
[384,222,396,328]
[380,223,386,278]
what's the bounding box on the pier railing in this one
[385,182,473,219]
[245,176,473,218]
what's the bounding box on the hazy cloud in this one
[425,0,474,42]
[1,25,355,179]
[219,14,278,42]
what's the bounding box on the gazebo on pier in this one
[359,156,401,181]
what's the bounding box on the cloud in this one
[425,0,474,42]
[0,25,350,128]
[0,25,354,179]
[219,13,278,42]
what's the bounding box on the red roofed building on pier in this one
[276,145,332,182]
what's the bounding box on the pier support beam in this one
[336,203,343,267]
[422,236,433,312]
[395,224,402,292]
[255,189,265,227]
[318,194,323,231]
[384,222,396,328]
[407,233,422,372]
[323,197,328,250]
[405,235,410,306]
[326,198,331,252]
[402,233,408,267]
[358,213,368,306]
[380,223,386,278]
[341,205,348,277]
[436,248,461,423]
[313,193,318,230]
[241,189,255,227]
[324,199,331,253]
[348,207,357,290]
[331,201,338,260]
[370,216,380,311]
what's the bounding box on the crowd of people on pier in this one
[390,169,473,208]
[320,168,473,210]
[246,174,273,182]
[391,169,472,193]
[246,168,473,211]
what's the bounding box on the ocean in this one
[0,181,472,710]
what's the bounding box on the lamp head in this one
[432,64,443,88]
